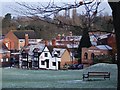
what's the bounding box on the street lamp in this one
[54,51,58,70]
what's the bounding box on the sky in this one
[0,0,112,17]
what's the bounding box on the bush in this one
[93,54,113,64]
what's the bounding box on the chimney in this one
[52,39,56,46]
[25,34,29,46]
[69,31,72,36]
[56,34,61,40]
[45,40,48,46]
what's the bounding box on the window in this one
[34,52,38,57]
[41,61,45,65]
[45,53,48,57]
[34,57,38,61]
[20,40,23,42]
[6,58,8,62]
[56,51,60,55]
[84,52,88,59]
[22,54,27,58]
[1,59,3,62]
[91,53,95,60]
[52,62,56,66]
[1,58,6,62]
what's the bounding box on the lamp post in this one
[54,51,58,70]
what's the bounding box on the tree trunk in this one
[109,2,120,90]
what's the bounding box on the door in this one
[58,61,61,70]
[46,59,49,68]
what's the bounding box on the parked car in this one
[68,64,83,70]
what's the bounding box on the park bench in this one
[83,72,110,81]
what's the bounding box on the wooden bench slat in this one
[83,72,110,81]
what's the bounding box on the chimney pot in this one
[52,39,56,46]
[25,34,29,46]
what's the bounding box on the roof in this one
[96,45,112,50]
[47,45,68,52]
[47,45,68,57]
[47,46,54,54]
[28,44,45,55]
[12,30,37,39]
[0,40,10,53]
[52,48,66,57]
[0,40,8,50]
[99,33,111,39]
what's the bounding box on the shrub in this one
[93,54,113,64]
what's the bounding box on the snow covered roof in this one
[99,33,111,39]
[0,49,10,53]
[52,48,66,57]
[27,43,45,55]
[91,42,97,46]
[67,44,78,48]
[96,45,112,50]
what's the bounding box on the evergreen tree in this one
[2,13,11,28]
[77,27,92,64]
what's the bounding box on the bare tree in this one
[15,0,102,29]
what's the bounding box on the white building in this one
[39,46,61,70]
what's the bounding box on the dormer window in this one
[20,40,23,42]
[56,51,60,55]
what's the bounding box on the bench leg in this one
[83,77,84,81]
[104,77,106,80]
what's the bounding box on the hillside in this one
[1,14,113,40]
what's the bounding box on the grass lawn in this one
[1,63,117,89]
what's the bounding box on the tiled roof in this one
[12,30,37,39]
[47,45,68,54]
[52,48,66,57]
[47,45,68,57]
[27,44,45,55]
[0,41,8,50]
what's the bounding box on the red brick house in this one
[81,45,112,65]
[3,30,37,50]
[107,34,116,54]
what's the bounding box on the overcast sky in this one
[0,0,112,17]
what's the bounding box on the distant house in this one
[47,46,71,69]
[33,45,71,70]
[3,30,38,51]
[0,41,10,67]
[20,44,71,70]
[81,45,112,65]
[37,46,59,70]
